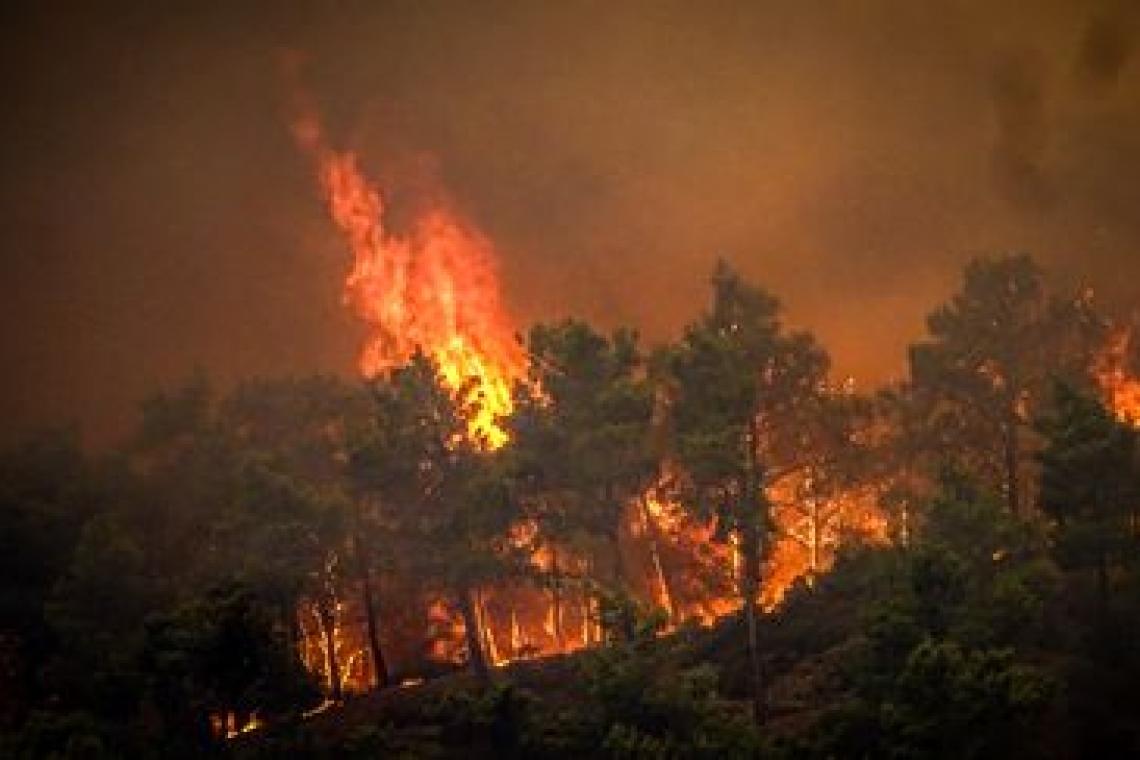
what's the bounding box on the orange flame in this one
[289,89,521,447]
[1095,326,1140,426]
[284,70,891,690]
[211,711,262,740]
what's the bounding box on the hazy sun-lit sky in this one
[2,0,1138,445]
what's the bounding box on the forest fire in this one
[285,91,895,689]
[289,87,521,448]
[1095,326,1140,426]
[12,5,1140,754]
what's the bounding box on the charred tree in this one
[456,585,490,682]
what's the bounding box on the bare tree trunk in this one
[611,522,626,593]
[549,545,565,649]
[352,501,389,690]
[581,562,599,647]
[456,586,490,683]
[805,495,820,588]
[581,579,592,647]
[475,588,499,665]
[287,606,304,671]
[608,487,627,593]
[742,417,765,725]
[638,495,677,623]
[360,568,388,688]
[316,597,342,701]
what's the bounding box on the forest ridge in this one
[2,255,1139,759]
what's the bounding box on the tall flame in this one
[289,90,520,447]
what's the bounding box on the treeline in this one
[1,255,1138,758]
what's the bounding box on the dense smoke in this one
[1,0,1139,445]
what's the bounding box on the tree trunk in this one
[638,495,677,623]
[360,568,388,689]
[742,416,765,725]
[581,563,598,647]
[287,606,304,671]
[549,545,565,649]
[316,598,342,701]
[456,586,490,683]
[806,496,820,588]
[739,522,764,726]
[475,588,499,665]
[611,521,626,593]
[608,487,626,593]
[352,502,389,690]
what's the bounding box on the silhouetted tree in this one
[906,254,1105,516]
[353,354,517,681]
[1037,380,1139,612]
[666,261,828,722]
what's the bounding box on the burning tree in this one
[350,353,518,681]
[508,320,658,644]
[774,385,884,590]
[288,76,522,449]
[1094,322,1140,425]
[665,261,830,722]
[905,255,1108,517]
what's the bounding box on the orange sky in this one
[1,0,1138,446]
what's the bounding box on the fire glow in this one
[285,80,888,696]
[289,92,521,448]
[1096,326,1140,426]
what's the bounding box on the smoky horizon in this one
[2,0,1139,447]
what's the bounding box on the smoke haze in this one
[2,0,1138,445]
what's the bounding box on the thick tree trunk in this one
[456,586,490,683]
[360,568,388,689]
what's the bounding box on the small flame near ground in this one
[211,711,262,740]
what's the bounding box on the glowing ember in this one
[211,711,262,739]
[1095,326,1140,426]
[289,88,521,447]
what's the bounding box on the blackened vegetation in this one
[2,256,1139,758]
